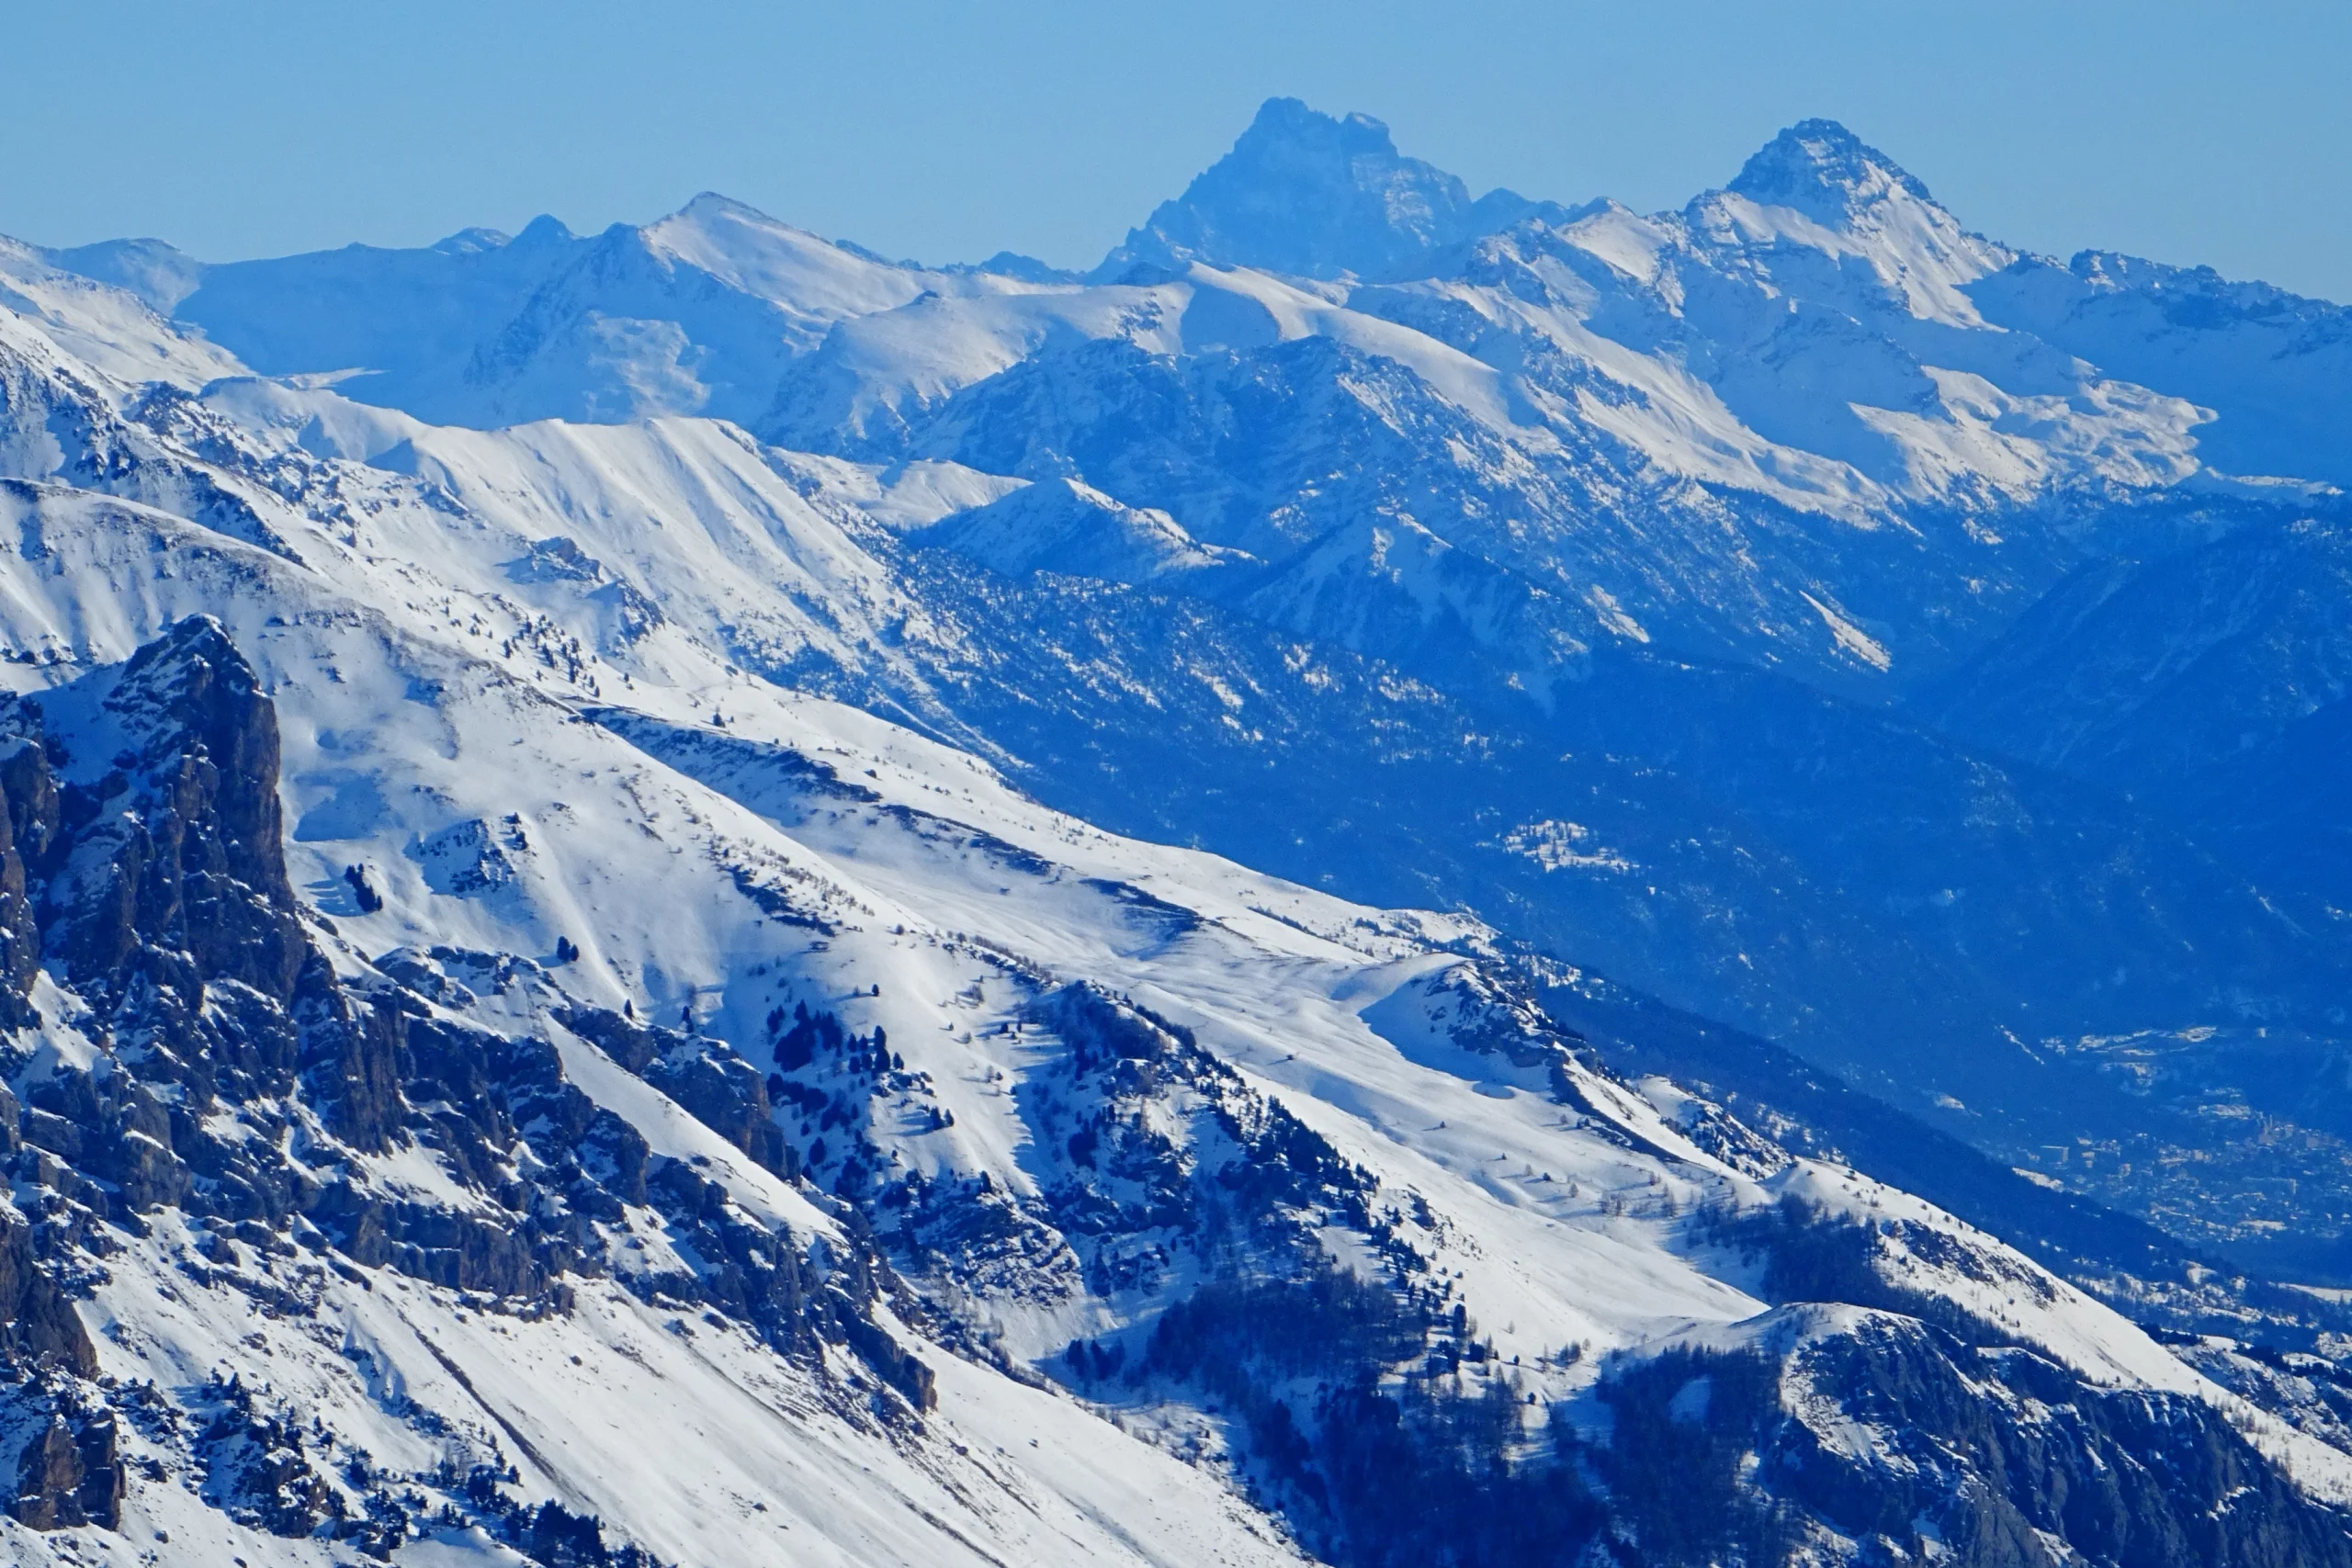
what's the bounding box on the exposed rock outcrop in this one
[0,620,937,1542]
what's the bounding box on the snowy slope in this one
[42,1232,1309,1568]
[119,197,1023,431]
[7,111,2352,1568]
[6,459,2335,1552]
[1973,248,2352,489]
[910,477,1253,584]
[0,239,243,390]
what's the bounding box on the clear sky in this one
[8,1,2350,299]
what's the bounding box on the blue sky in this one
[9,1,2350,299]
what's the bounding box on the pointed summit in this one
[1727,118,1942,226]
[1703,118,2006,325]
[1097,97,1562,282]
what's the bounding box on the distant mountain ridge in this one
[1094,96,1577,280]
[57,100,2342,512]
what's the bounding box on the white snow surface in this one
[3,190,2348,1563]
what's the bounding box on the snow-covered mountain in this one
[1973,249,2352,489]
[6,96,2352,1567]
[1094,96,1576,282]
[64,110,2324,696]
[59,197,980,431]
[20,98,2352,1254]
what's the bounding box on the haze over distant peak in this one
[1095,96,1571,281]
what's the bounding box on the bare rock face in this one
[0,1217,96,1377]
[74,1411,125,1531]
[0,620,938,1547]
[42,615,308,999]
[0,732,56,1027]
[8,1406,119,1531]
[560,1005,795,1179]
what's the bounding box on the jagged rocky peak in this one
[1700,116,2008,324]
[18,615,308,1001]
[1098,96,1560,281]
[1724,117,1945,226]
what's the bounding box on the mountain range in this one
[1,96,2350,1567]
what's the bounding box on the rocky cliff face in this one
[0,620,934,1562]
[0,619,2335,1566]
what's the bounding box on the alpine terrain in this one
[1,98,2351,1566]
